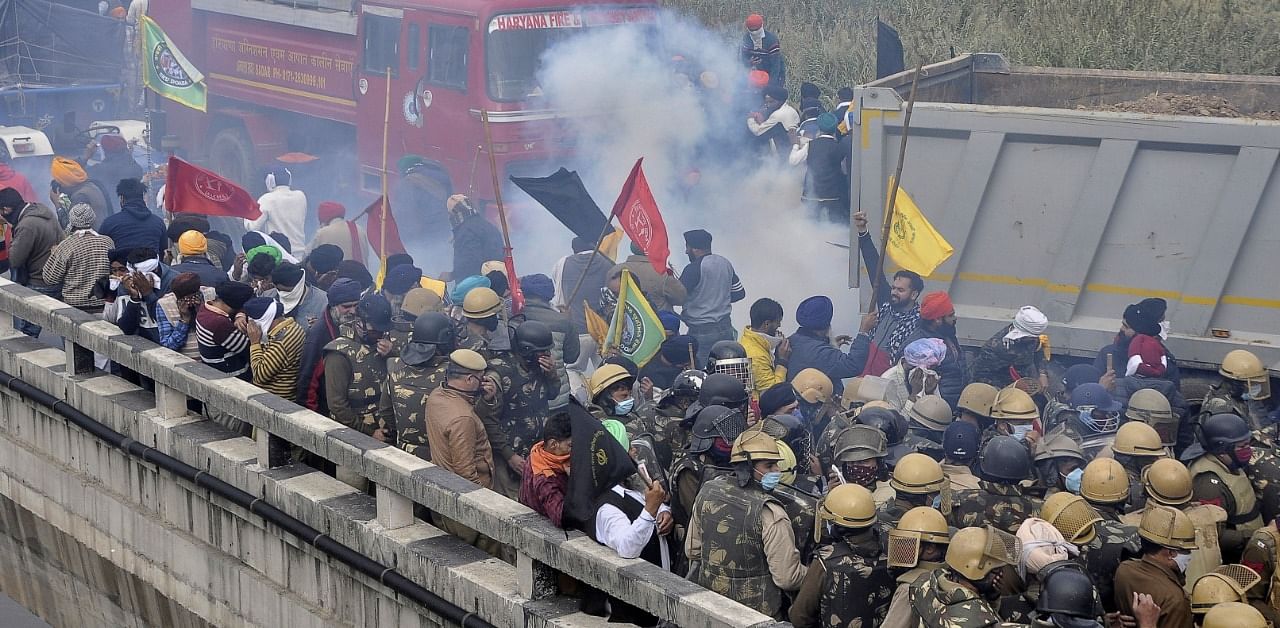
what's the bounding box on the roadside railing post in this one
[154,383,189,419]
[376,486,413,530]
[64,339,95,375]
[517,551,557,600]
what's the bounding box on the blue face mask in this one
[760,471,783,492]
[614,398,636,416]
[1243,383,1264,401]
[1063,468,1084,494]
[1011,423,1034,442]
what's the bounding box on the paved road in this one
[0,592,49,627]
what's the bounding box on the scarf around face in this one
[529,441,570,478]
[877,301,921,361]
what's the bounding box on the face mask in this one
[931,494,942,509]
[109,277,122,291]
[614,398,636,416]
[1234,445,1253,466]
[1173,552,1192,573]
[1010,423,1034,442]
[1063,468,1084,494]
[759,471,782,492]
[1243,383,1264,401]
[1159,320,1170,341]
[844,464,879,488]
[479,316,500,332]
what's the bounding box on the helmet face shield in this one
[709,356,754,392]
[1076,406,1120,434]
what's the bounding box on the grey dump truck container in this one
[849,53,1280,375]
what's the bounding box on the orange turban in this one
[51,157,87,187]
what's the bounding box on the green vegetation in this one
[669,0,1280,96]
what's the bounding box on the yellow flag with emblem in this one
[885,178,953,276]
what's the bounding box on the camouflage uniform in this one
[969,326,1045,390]
[1248,437,1280,524]
[790,529,894,628]
[909,568,1029,628]
[773,482,821,566]
[1079,519,1141,612]
[1200,385,1270,431]
[1241,524,1280,621]
[669,454,732,533]
[902,427,945,461]
[485,356,558,497]
[388,318,412,356]
[688,475,790,618]
[323,326,391,437]
[623,403,685,473]
[882,562,944,628]
[381,354,449,460]
[944,480,1043,534]
[813,411,853,476]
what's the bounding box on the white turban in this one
[1005,305,1048,344]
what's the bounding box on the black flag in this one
[563,403,637,526]
[876,19,905,79]
[510,168,616,241]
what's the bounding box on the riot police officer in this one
[1187,413,1264,562]
[882,506,952,628]
[1122,458,1227,591]
[384,312,457,460]
[946,435,1043,534]
[880,453,946,538]
[909,526,1024,627]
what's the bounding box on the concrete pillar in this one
[64,341,95,375]
[255,429,291,469]
[517,551,557,600]
[375,487,413,530]
[154,384,188,419]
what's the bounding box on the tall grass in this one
[669,0,1280,99]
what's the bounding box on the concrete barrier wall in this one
[0,278,780,628]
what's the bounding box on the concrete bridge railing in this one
[0,277,782,628]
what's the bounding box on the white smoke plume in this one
[506,10,864,334]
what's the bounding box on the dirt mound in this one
[1087,92,1280,119]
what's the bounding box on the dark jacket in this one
[520,297,581,408]
[171,256,227,288]
[740,30,785,87]
[904,324,968,410]
[64,179,114,226]
[86,153,143,201]
[99,199,166,254]
[297,308,340,414]
[7,202,64,286]
[559,251,611,335]
[802,135,849,202]
[451,214,504,280]
[785,328,870,395]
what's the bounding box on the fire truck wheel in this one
[209,125,257,195]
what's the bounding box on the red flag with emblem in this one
[164,156,261,220]
[609,158,669,275]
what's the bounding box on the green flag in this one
[140,16,206,112]
[605,269,665,367]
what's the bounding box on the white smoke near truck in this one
[506,9,863,333]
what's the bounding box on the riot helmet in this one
[978,435,1033,483]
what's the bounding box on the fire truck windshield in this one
[486,6,657,102]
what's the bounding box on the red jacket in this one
[519,458,568,528]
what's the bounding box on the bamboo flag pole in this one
[868,62,924,313]
[480,110,513,252]
[375,67,391,290]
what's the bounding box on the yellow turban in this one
[178,230,208,256]
[51,157,87,187]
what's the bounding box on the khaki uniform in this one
[941,463,981,492]
[425,386,494,488]
[323,328,390,437]
[685,475,806,619]
[1248,441,1280,524]
[1190,453,1264,559]
[382,355,448,460]
[1114,556,1193,628]
[945,480,1043,534]
[882,562,944,628]
[789,530,894,628]
[909,568,1028,628]
[1123,503,1227,593]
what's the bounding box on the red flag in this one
[164,156,261,220]
[364,195,406,257]
[609,158,669,275]
[504,251,525,316]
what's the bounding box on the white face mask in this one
[1173,551,1192,573]
[1010,423,1034,442]
[1158,320,1170,340]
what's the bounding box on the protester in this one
[905,291,967,409]
[99,178,165,254]
[197,281,254,433]
[50,156,112,225]
[311,201,365,266]
[747,86,800,158]
[154,272,206,358]
[679,229,745,365]
[785,295,872,395]
[272,261,325,333]
[1,186,64,336]
[740,297,790,396]
[298,278,362,414]
[792,112,849,223]
[612,240,686,311]
[249,165,307,256]
[0,150,37,202]
[519,412,573,528]
[972,305,1051,390]
[171,230,228,287]
[445,194,504,282]
[42,203,112,313]
[740,14,785,87]
[237,296,305,403]
[83,133,143,196]
[394,155,451,273]
[639,335,697,390]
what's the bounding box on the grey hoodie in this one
[8,202,64,286]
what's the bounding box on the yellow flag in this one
[584,301,610,348]
[885,179,953,276]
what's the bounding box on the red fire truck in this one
[150,0,658,207]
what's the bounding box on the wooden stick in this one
[376,66,391,290]
[869,61,924,312]
[480,110,513,252]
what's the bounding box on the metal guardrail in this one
[0,278,781,628]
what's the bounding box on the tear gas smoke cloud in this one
[505,10,864,333]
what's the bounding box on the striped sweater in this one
[249,317,305,402]
[196,304,250,378]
